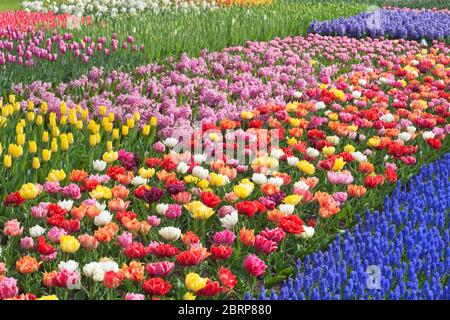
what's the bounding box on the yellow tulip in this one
[184,201,214,220]
[67,133,74,144]
[328,112,339,121]
[32,157,40,170]
[367,136,381,148]
[99,105,107,116]
[332,157,346,171]
[286,102,299,112]
[59,116,67,125]
[16,133,25,146]
[138,167,155,179]
[241,111,254,120]
[42,149,52,162]
[90,185,112,199]
[296,160,315,175]
[27,112,35,122]
[112,129,119,140]
[37,295,58,300]
[197,179,210,190]
[13,102,20,112]
[103,121,113,133]
[19,183,40,200]
[322,146,335,156]
[289,118,301,127]
[36,115,43,126]
[209,173,227,187]
[51,126,60,137]
[108,112,115,122]
[287,137,297,146]
[183,292,196,300]
[51,138,58,153]
[75,120,83,130]
[284,194,302,206]
[3,154,12,168]
[49,113,57,127]
[150,116,157,127]
[106,140,113,151]
[233,183,253,199]
[183,175,199,184]
[40,102,48,114]
[102,150,118,163]
[121,125,129,136]
[81,109,89,120]
[60,135,69,151]
[142,125,150,136]
[42,131,49,143]
[60,102,67,115]
[46,169,66,182]
[29,141,37,153]
[185,273,207,292]
[8,144,23,158]
[126,118,135,129]
[344,144,355,153]
[89,134,97,146]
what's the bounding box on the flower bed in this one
[22,0,272,18]
[247,153,450,300]
[309,8,450,40]
[1,2,367,91]
[11,34,450,138]
[0,38,448,297]
[0,10,92,31]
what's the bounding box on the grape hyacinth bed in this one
[247,154,450,300]
[309,7,450,41]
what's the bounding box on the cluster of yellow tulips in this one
[0,96,157,196]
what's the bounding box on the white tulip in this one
[29,225,45,237]
[423,131,435,140]
[279,204,295,215]
[293,91,303,99]
[397,132,412,142]
[251,173,267,185]
[380,113,394,122]
[351,151,367,163]
[163,137,178,148]
[270,148,284,159]
[315,101,326,110]
[268,177,284,187]
[177,162,189,174]
[299,226,315,239]
[294,180,309,191]
[287,156,299,167]
[93,160,107,172]
[352,90,361,99]
[192,166,209,179]
[193,153,207,164]
[94,210,112,226]
[306,147,320,158]
[219,210,238,229]
[159,227,181,241]
[58,260,79,272]
[58,199,73,211]
[131,175,147,186]
[94,201,106,212]
[156,203,169,216]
